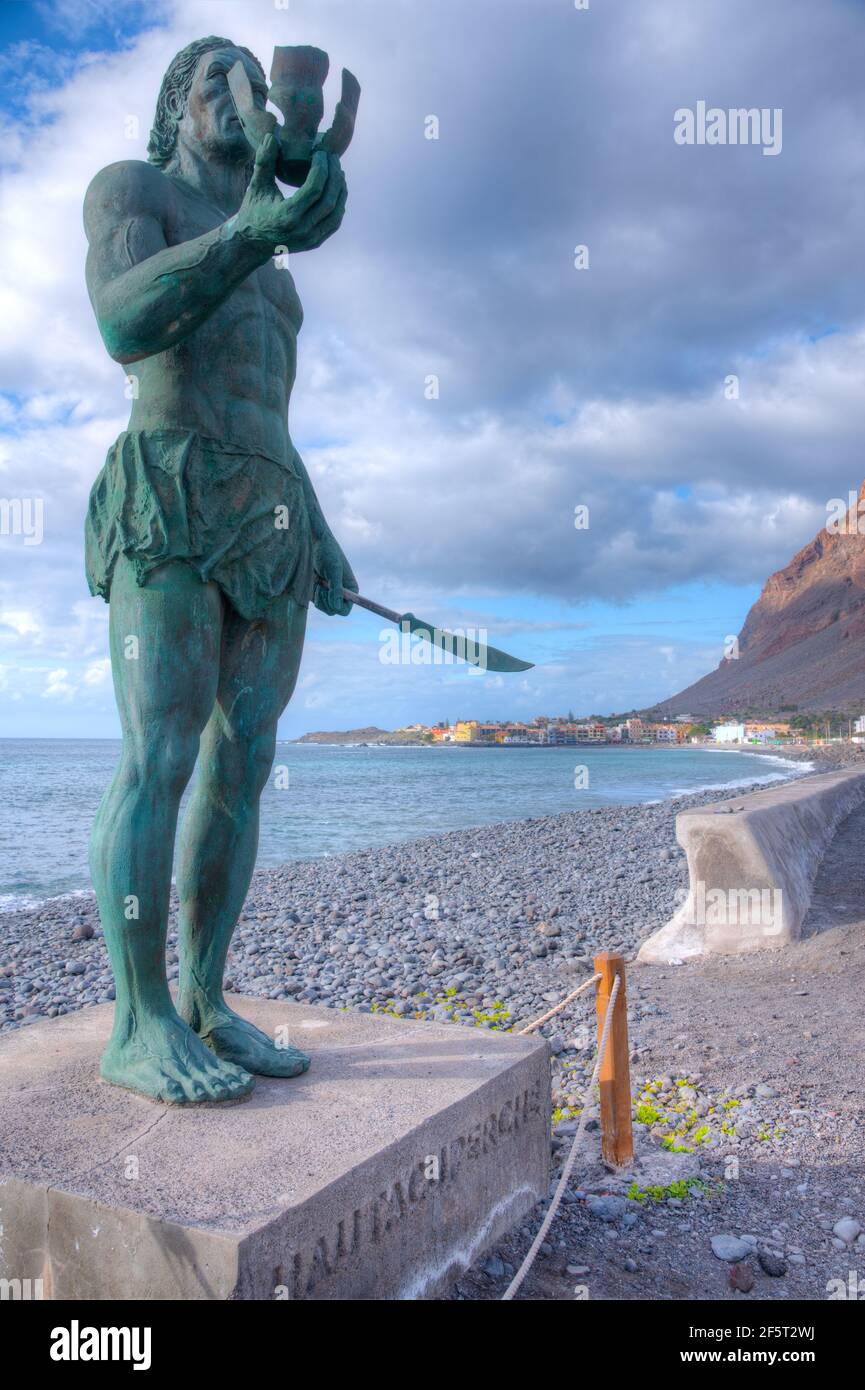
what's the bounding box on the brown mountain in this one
[656,482,865,717]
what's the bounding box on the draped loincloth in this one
[85,429,314,620]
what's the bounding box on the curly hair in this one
[147,35,265,168]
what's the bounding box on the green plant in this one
[626,1177,712,1204]
[661,1135,693,1152]
[635,1102,662,1126]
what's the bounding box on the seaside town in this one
[338,713,865,746]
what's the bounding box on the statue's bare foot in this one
[100,1013,255,1104]
[184,1000,311,1077]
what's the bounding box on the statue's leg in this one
[175,591,310,1076]
[91,555,254,1104]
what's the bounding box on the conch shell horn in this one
[227,48,360,187]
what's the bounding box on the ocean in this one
[0,738,806,911]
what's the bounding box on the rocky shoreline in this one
[745,740,865,770]
[2,751,863,1302]
[0,767,806,1034]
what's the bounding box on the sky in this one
[1,0,864,738]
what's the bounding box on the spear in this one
[316,579,534,673]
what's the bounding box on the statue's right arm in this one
[84,161,275,365]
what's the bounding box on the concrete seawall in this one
[637,767,865,963]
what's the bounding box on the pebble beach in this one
[3,751,864,1302]
[0,775,779,1034]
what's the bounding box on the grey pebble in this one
[711,1234,753,1262]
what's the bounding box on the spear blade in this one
[332,585,533,672]
[399,612,533,673]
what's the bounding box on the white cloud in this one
[44,667,75,699]
[83,658,111,686]
[2,0,865,735]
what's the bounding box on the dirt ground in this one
[453,799,865,1302]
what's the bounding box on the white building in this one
[713,723,746,743]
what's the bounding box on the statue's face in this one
[175,46,267,164]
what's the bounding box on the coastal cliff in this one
[659,481,865,716]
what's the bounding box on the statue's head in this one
[147,36,266,171]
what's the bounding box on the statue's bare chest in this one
[163,188,304,342]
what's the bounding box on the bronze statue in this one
[83,36,358,1103]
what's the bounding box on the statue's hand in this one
[285,151,347,252]
[312,534,356,617]
[236,135,347,255]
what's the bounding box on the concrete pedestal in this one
[0,997,549,1300]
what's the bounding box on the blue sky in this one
[1,0,864,737]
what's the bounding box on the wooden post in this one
[594,952,634,1167]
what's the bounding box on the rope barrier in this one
[517,973,602,1035]
[502,972,621,1301]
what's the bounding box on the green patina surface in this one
[84,36,356,1104]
